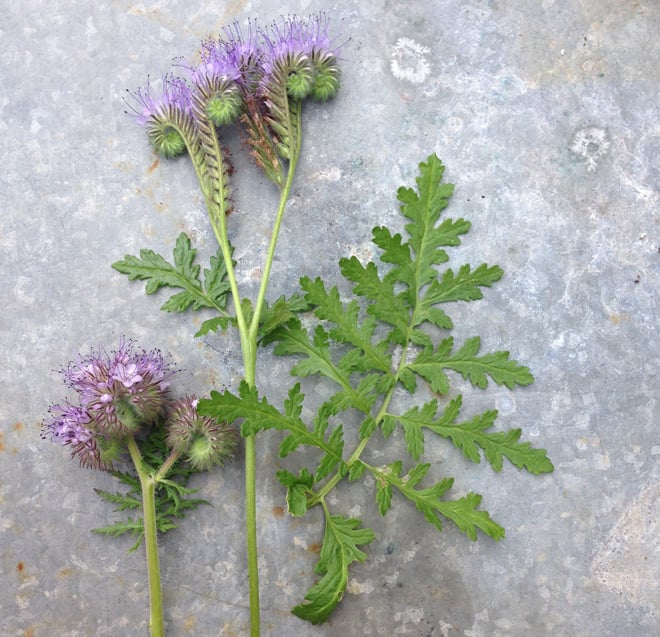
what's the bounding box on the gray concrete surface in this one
[1,1,658,635]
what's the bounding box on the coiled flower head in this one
[126,74,194,157]
[61,339,175,439]
[258,13,342,102]
[167,396,239,471]
[191,22,261,127]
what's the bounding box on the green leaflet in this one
[408,336,534,394]
[113,232,309,338]
[392,395,554,473]
[370,461,505,541]
[197,382,347,481]
[111,232,231,314]
[276,468,314,516]
[258,293,311,343]
[291,512,376,624]
[92,428,209,551]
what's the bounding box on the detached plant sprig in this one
[43,340,238,637]
[115,13,342,635]
[112,11,554,635]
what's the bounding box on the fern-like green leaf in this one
[390,396,553,474]
[93,488,141,512]
[292,513,375,624]
[258,293,311,344]
[198,383,346,478]
[409,336,534,393]
[300,276,391,373]
[91,427,209,548]
[112,232,231,314]
[277,468,315,516]
[339,256,410,344]
[371,463,504,541]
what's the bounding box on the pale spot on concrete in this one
[85,17,97,38]
[347,577,375,594]
[309,166,342,182]
[592,482,659,612]
[390,37,431,84]
[570,127,610,171]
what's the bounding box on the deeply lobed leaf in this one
[292,513,375,624]
[112,232,231,314]
[409,336,534,394]
[370,462,504,541]
[390,396,553,474]
[91,428,208,549]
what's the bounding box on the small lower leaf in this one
[292,512,375,624]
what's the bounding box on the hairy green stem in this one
[190,127,258,634]
[127,436,164,637]
[190,102,303,637]
[243,103,302,637]
[154,448,181,482]
[249,101,302,338]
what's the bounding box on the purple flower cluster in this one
[258,14,342,101]
[128,13,342,164]
[43,402,106,470]
[43,340,175,470]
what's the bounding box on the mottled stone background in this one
[1,1,657,636]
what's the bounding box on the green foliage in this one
[197,154,554,622]
[112,232,231,315]
[291,511,375,624]
[92,428,208,551]
[112,232,308,338]
[370,461,504,541]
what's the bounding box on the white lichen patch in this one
[393,607,424,632]
[347,577,375,594]
[390,37,431,84]
[570,127,610,171]
[346,242,374,266]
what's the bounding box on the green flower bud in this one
[167,397,239,471]
[148,123,187,158]
[311,67,341,102]
[207,89,243,127]
[285,56,315,100]
[310,53,341,102]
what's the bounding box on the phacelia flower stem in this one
[125,14,343,636]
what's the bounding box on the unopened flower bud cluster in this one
[128,13,342,185]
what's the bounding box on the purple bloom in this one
[196,21,258,85]
[61,340,175,438]
[128,73,193,126]
[126,74,194,157]
[42,403,109,470]
[126,13,343,179]
[188,22,262,128]
[258,13,342,102]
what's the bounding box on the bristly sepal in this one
[240,95,285,185]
